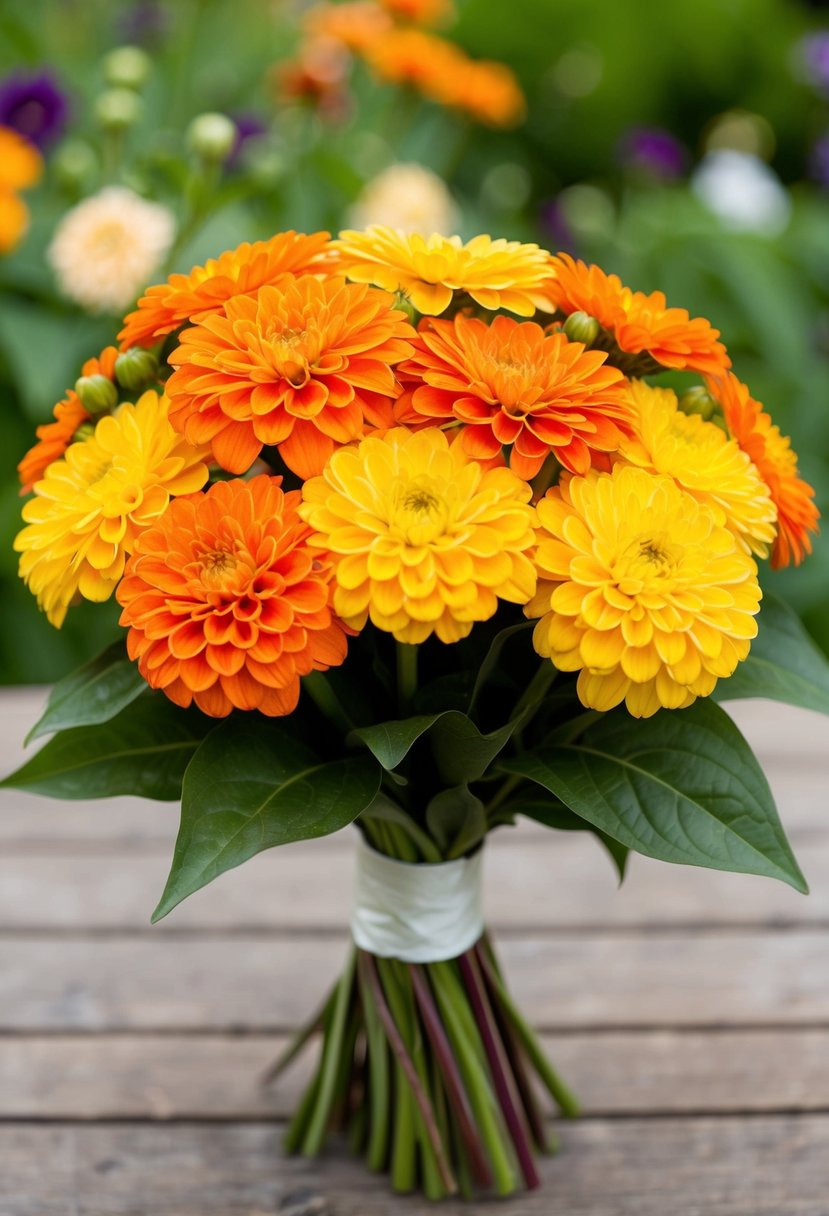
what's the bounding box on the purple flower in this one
[798,31,829,95]
[0,70,68,150]
[616,126,687,181]
[810,131,829,188]
[227,112,268,170]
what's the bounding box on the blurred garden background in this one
[1,0,828,683]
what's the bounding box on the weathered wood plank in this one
[3,1118,829,1215]
[0,836,824,932]
[2,932,828,1032]
[2,1029,827,1119]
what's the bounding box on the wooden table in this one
[1,688,828,1214]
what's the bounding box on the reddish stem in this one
[409,963,494,1190]
[458,950,541,1190]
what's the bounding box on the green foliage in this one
[715,593,829,715]
[153,716,381,920]
[1,693,210,800]
[500,699,807,892]
[26,640,146,743]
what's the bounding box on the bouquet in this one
[5,225,828,1200]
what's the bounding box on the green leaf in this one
[468,621,533,713]
[715,592,829,716]
[429,710,525,786]
[500,699,807,892]
[350,714,441,771]
[426,785,487,859]
[153,717,381,921]
[513,795,629,881]
[1,694,209,801]
[25,641,147,743]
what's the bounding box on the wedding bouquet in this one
[6,226,828,1199]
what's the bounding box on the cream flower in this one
[48,186,175,314]
[348,164,459,237]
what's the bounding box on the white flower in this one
[348,163,458,236]
[691,150,791,237]
[48,186,175,314]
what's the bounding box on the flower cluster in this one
[15,226,819,718]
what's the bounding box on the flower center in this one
[390,477,449,545]
[200,547,238,587]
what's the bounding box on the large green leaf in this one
[429,710,526,786]
[25,641,147,743]
[153,717,381,921]
[500,699,807,892]
[715,592,829,716]
[350,714,442,771]
[426,785,487,859]
[1,694,209,801]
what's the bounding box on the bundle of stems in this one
[273,922,578,1199]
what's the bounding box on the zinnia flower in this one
[118,229,333,349]
[526,463,762,718]
[15,391,209,627]
[117,476,348,718]
[166,274,414,479]
[303,1,393,51]
[362,27,466,98]
[708,371,819,568]
[0,125,42,253]
[348,163,458,236]
[402,314,631,478]
[547,254,731,377]
[300,427,537,644]
[449,60,525,129]
[333,226,556,316]
[48,186,175,314]
[17,346,120,494]
[622,379,777,558]
[378,0,455,24]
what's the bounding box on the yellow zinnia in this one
[526,464,761,718]
[16,391,209,627]
[622,379,777,558]
[331,226,555,316]
[300,427,537,643]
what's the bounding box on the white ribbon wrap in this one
[350,836,484,962]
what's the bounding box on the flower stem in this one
[302,670,356,734]
[300,949,356,1155]
[396,642,418,716]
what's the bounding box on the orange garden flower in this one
[362,27,465,97]
[15,392,209,627]
[303,1,393,51]
[378,0,455,24]
[274,38,352,118]
[708,371,820,568]
[0,125,42,253]
[402,314,631,478]
[17,346,120,494]
[117,476,348,718]
[300,427,537,643]
[450,60,526,129]
[526,464,762,718]
[166,274,415,479]
[548,254,731,377]
[333,226,555,316]
[119,230,333,349]
[623,379,777,558]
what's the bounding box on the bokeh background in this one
[1,0,827,684]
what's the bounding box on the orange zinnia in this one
[118,230,334,349]
[17,346,119,493]
[548,254,731,377]
[117,475,348,718]
[363,27,466,99]
[708,371,819,568]
[303,1,393,51]
[402,314,631,479]
[166,274,415,479]
[450,60,525,129]
[378,0,455,24]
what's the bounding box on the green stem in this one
[512,661,557,720]
[361,964,391,1172]
[396,642,418,716]
[302,670,356,734]
[260,982,337,1087]
[300,950,357,1154]
[485,773,524,820]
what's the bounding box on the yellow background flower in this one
[300,427,537,643]
[15,392,209,626]
[527,464,762,718]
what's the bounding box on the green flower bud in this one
[115,348,160,393]
[187,112,237,163]
[678,386,717,421]
[94,87,143,132]
[53,139,98,191]
[393,291,417,323]
[103,46,151,91]
[75,375,118,415]
[73,423,96,443]
[562,311,600,346]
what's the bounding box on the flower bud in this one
[393,291,417,323]
[187,112,237,163]
[94,87,143,132]
[73,422,96,442]
[75,374,118,415]
[678,385,717,420]
[115,348,159,392]
[562,310,600,346]
[53,140,98,191]
[103,46,151,91]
